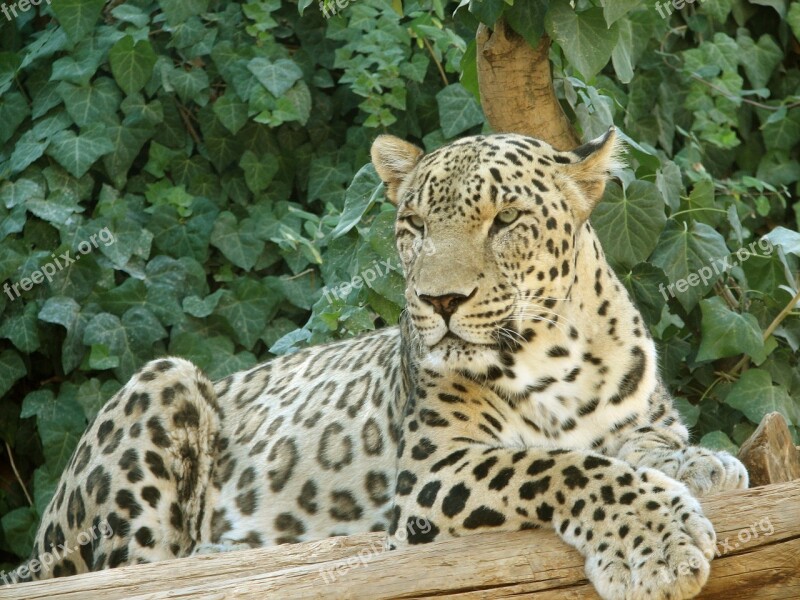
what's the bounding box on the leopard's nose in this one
[417,289,476,323]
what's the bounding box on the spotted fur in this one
[21,130,747,600]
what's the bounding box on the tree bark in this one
[476,19,579,150]
[8,481,800,599]
[738,412,800,486]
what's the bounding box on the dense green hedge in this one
[0,0,798,571]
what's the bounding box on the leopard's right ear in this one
[371,135,424,205]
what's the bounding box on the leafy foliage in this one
[0,0,798,570]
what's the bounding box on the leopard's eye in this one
[407,215,425,230]
[495,208,519,225]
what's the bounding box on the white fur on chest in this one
[495,321,657,450]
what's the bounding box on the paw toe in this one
[677,450,747,497]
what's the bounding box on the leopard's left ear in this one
[371,135,424,205]
[560,127,625,220]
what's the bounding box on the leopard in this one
[15,128,748,600]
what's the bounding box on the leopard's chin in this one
[429,330,494,349]
[420,331,501,373]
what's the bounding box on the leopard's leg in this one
[613,380,748,497]
[392,444,717,600]
[25,358,220,580]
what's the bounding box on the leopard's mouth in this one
[432,330,501,351]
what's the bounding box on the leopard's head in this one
[371,129,622,369]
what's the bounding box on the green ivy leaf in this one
[545,2,619,80]
[307,155,351,204]
[764,226,800,257]
[159,0,210,26]
[201,114,240,172]
[213,93,249,135]
[167,67,210,104]
[699,430,738,453]
[39,296,88,373]
[210,211,265,271]
[248,57,303,97]
[673,397,701,428]
[650,220,730,311]
[331,164,383,238]
[103,122,154,188]
[0,52,21,97]
[149,197,219,262]
[0,179,44,209]
[25,192,83,225]
[703,0,733,23]
[467,0,505,26]
[620,263,670,325]
[0,349,26,398]
[51,0,106,43]
[0,302,41,354]
[214,279,281,349]
[761,110,800,152]
[1,506,37,559]
[0,91,30,145]
[725,369,800,425]
[46,125,115,178]
[602,0,641,26]
[8,133,50,175]
[436,83,484,139]
[592,181,666,270]
[0,205,26,239]
[22,388,87,475]
[33,465,61,518]
[111,4,151,28]
[696,297,765,362]
[611,19,635,84]
[789,2,800,39]
[239,151,279,194]
[505,1,549,47]
[749,0,786,17]
[122,305,168,348]
[99,278,147,315]
[83,308,166,380]
[737,32,781,90]
[75,378,121,420]
[108,36,157,95]
[182,290,224,318]
[273,82,312,126]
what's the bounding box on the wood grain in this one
[6,481,798,600]
[737,412,800,486]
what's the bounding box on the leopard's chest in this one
[489,338,657,451]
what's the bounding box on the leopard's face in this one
[372,131,622,371]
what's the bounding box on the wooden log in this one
[6,481,799,599]
[737,412,800,486]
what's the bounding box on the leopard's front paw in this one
[582,468,716,600]
[676,448,748,497]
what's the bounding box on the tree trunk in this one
[476,19,579,150]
